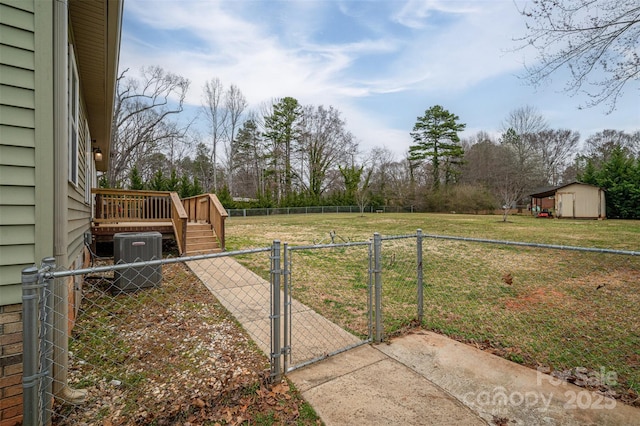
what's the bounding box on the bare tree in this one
[583,129,640,165]
[367,147,398,206]
[202,78,228,192]
[516,0,640,112]
[490,144,523,222]
[297,105,357,201]
[534,129,580,185]
[501,106,548,196]
[224,84,247,196]
[502,105,548,161]
[109,66,190,187]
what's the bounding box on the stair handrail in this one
[207,193,228,250]
[169,192,188,255]
[181,193,228,251]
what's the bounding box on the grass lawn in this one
[225,212,640,250]
[225,212,640,406]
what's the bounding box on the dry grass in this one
[226,213,640,406]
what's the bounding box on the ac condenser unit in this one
[113,232,162,292]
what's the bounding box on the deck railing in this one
[92,188,188,254]
[182,193,228,250]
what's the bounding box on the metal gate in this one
[278,241,374,373]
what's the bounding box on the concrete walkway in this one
[190,256,640,426]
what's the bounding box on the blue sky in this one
[119,0,639,159]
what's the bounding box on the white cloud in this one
[392,0,479,29]
[119,0,639,160]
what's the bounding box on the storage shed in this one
[530,182,606,219]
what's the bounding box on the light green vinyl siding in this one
[0,104,35,127]
[0,64,34,88]
[0,22,34,51]
[0,85,34,109]
[0,0,33,13]
[0,125,35,147]
[0,3,34,30]
[0,205,35,225]
[0,145,35,167]
[0,44,34,70]
[0,185,35,205]
[0,224,33,244]
[0,165,35,185]
[0,264,27,286]
[0,0,37,305]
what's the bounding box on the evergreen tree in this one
[578,145,640,219]
[264,97,302,201]
[409,105,466,190]
[129,165,144,190]
[178,175,192,199]
[192,177,204,197]
[149,170,167,191]
[165,169,179,192]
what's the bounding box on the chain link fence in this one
[23,249,282,425]
[227,205,411,217]
[22,231,640,424]
[285,241,372,371]
[417,235,640,405]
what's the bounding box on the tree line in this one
[103,67,639,219]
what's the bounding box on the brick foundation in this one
[0,304,23,426]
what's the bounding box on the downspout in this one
[53,0,87,403]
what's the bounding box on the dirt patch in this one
[504,287,566,311]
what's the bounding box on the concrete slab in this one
[289,346,484,426]
[377,331,640,426]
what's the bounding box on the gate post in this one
[283,242,291,374]
[417,229,424,324]
[373,233,383,343]
[22,265,41,426]
[368,241,374,340]
[41,258,56,425]
[270,241,282,381]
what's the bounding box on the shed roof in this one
[529,182,603,198]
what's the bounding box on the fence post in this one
[22,265,41,426]
[416,229,424,324]
[270,240,282,381]
[282,243,291,374]
[41,257,56,426]
[373,233,383,343]
[368,241,374,341]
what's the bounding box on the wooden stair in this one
[184,222,221,255]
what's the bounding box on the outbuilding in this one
[530,182,606,219]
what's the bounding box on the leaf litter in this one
[53,262,320,425]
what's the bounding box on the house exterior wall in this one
[0,1,96,422]
[1,1,54,423]
[555,183,605,219]
[0,0,40,307]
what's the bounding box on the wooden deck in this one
[91,222,175,243]
[91,189,228,255]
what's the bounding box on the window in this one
[85,123,94,204]
[68,44,79,185]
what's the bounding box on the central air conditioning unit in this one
[113,232,162,293]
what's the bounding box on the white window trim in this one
[68,44,79,186]
[85,122,93,204]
